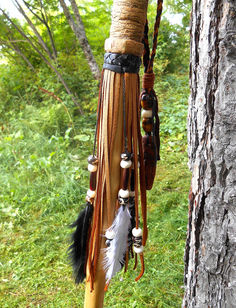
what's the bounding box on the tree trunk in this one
[59,0,101,81]
[183,0,236,307]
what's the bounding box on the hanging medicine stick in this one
[84,0,148,307]
[67,0,163,307]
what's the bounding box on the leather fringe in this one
[87,71,147,289]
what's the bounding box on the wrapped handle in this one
[105,0,148,56]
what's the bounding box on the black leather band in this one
[103,53,141,73]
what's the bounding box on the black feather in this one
[68,202,93,283]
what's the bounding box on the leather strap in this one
[103,53,141,73]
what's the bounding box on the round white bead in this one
[133,245,144,254]
[120,159,132,169]
[88,164,97,172]
[142,109,152,118]
[129,191,135,197]
[105,229,115,240]
[119,189,129,198]
[87,189,96,198]
[132,227,143,237]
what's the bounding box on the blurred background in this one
[0,0,192,307]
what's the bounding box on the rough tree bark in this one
[183,0,236,307]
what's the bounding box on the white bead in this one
[105,229,115,240]
[129,191,135,197]
[119,189,129,198]
[88,164,97,172]
[133,245,144,254]
[142,109,152,118]
[132,227,143,237]
[87,189,96,198]
[120,159,132,169]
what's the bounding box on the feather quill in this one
[68,202,93,283]
[103,205,131,284]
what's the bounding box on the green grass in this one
[0,73,190,307]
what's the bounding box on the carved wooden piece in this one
[142,135,156,190]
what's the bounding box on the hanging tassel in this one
[68,202,93,283]
[103,205,131,285]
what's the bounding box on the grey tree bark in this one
[183,0,236,307]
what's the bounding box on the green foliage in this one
[158,73,189,151]
[147,2,190,73]
[156,18,190,73]
[0,72,190,307]
[79,0,112,57]
[0,0,191,115]
[165,0,192,27]
[0,1,191,306]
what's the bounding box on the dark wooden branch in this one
[38,87,62,102]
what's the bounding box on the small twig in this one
[38,87,62,102]
[38,87,76,135]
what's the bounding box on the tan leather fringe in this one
[135,253,145,281]
[136,80,148,246]
[87,71,147,290]
[131,75,140,230]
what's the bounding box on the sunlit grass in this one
[0,74,190,307]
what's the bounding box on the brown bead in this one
[142,118,153,133]
[130,169,135,191]
[142,135,157,190]
[121,168,129,190]
[90,171,97,190]
[141,99,153,110]
[87,155,98,165]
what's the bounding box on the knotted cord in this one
[140,0,163,191]
[143,0,163,75]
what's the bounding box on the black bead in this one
[88,155,98,165]
[105,239,111,247]
[118,197,129,205]
[121,151,132,161]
